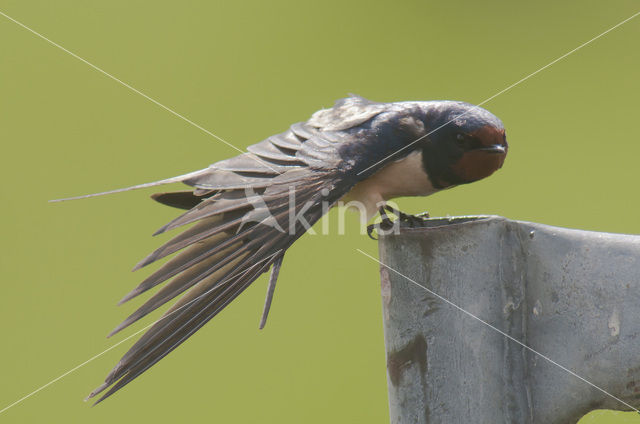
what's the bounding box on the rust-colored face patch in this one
[450,149,506,182]
[450,125,508,183]
[470,125,507,149]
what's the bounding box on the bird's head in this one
[420,102,508,189]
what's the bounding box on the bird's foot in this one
[383,205,430,227]
[367,206,396,240]
[367,206,430,240]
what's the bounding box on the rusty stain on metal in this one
[387,334,427,387]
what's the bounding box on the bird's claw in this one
[384,205,430,227]
[366,224,378,240]
[367,206,430,240]
[367,217,394,240]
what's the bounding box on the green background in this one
[1,1,639,422]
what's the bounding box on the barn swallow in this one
[65,95,507,403]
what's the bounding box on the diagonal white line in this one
[357,10,640,176]
[356,248,640,413]
[0,249,282,415]
[0,9,281,175]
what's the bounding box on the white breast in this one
[340,150,437,222]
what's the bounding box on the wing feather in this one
[247,140,305,164]
[268,132,302,150]
[89,95,420,403]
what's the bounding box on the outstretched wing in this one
[88,95,419,403]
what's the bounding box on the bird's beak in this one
[478,144,507,154]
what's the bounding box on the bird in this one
[57,95,507,403]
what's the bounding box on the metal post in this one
[378,216,640,423]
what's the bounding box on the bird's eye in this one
[456,133,470,148]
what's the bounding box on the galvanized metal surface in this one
[378,216,640,424]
